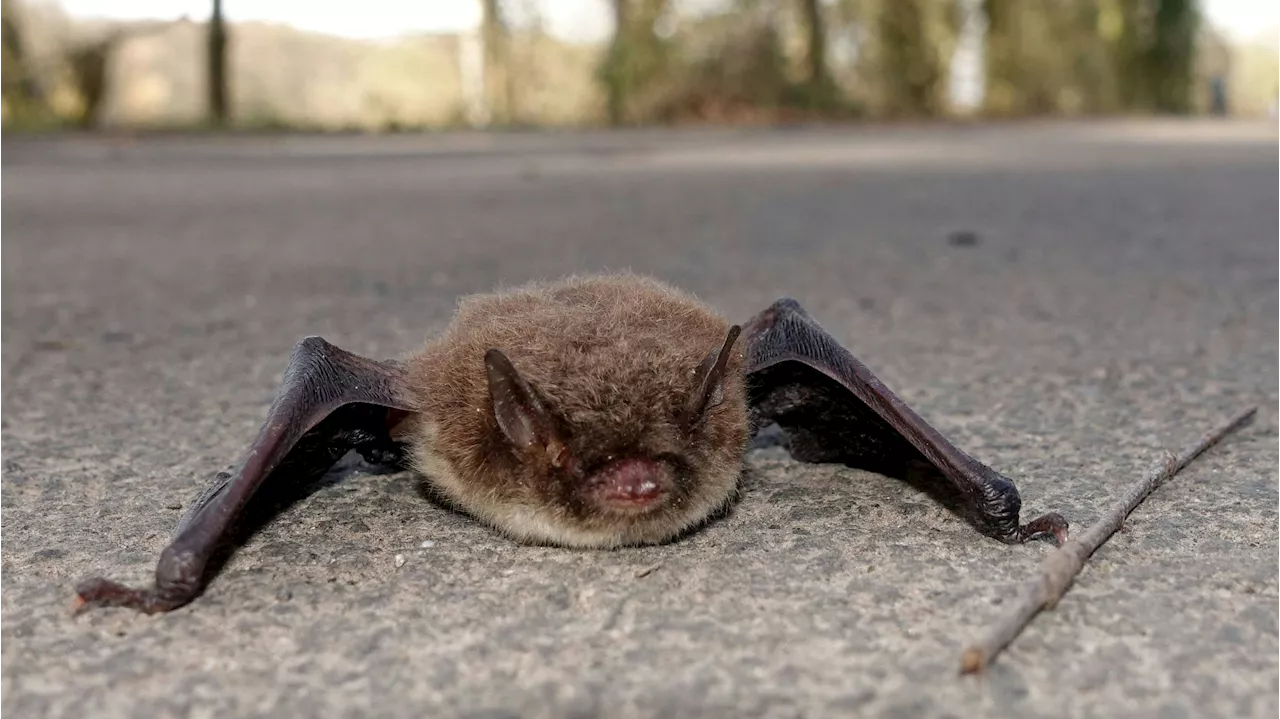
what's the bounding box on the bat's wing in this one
[743,299,1067,545]
[74,337,419,614]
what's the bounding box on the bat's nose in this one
[587,457,673,512]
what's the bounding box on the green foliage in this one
[985,0,1202,116]
[983,0,1117,115]
[1147,0,1199,112]
[1108,0,1202,114]
[596,1,864,126]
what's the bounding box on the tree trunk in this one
[0,0,44,104]
[1149,0,1198,113]
[877,0,944,117]
[70,39,113,129]
[605,0,629,125]
[482,0,518,125]
[208,0,228,125]
[800,0,828,89]
[798,0,829,89]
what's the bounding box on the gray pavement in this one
[2,120,1277,718]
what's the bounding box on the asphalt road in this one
[3,120,1277,719]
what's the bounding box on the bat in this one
[73,273,1068,614]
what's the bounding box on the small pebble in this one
[276,588,292,602]
[394,553,406,568]
[420,540,436,548]
[947,230,981,247]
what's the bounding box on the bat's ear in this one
[681,324,742,432]
[484,348,563,456]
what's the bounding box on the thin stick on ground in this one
[959,405,1258,675]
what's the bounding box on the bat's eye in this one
[547,439,579,475]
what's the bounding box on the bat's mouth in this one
[585,457,674,514]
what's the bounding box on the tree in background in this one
[1146,0,1199,112]
[1114,0,1202,113]
[482,0,520,125]
[1,0,51,123]
[983,0,1119,115]
[799,0,829,94]
[68,21,177,128]
[67,32,116,128]
[600,0,673,125]
[604,0,627,124]
[867,0,958,117]
[208,0,228,125]
[984,0,1200,116]
[1,0,1249,130]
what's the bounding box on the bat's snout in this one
[586,457,674,513]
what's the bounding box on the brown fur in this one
[401,273,749,548]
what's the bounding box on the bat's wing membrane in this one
[75,337,418,614]
[744,299,1066,545]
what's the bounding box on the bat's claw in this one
[72,576,177,615]
[1017,512,1069,546]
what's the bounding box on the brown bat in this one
[74,273,1068,614]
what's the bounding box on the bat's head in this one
[404,271,752,545]
[459,322,748,548]
[408,274,751,548]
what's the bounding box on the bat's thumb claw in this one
[1018,512,1070,546]
[72,576,152,614]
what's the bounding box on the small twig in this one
[960,405,1257,675]
[633,562,663,579]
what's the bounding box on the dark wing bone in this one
[74,337,417,614]
[744,299,1066,545]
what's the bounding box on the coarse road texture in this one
[3,121,1277,719]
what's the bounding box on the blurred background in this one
[2,0,1277,133]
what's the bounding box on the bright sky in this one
[54,0,614,41]
[54,0,1280,43]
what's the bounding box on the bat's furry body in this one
[74,272,1069,615]
[405,274,748,548]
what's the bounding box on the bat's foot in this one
[1016,512,1069,546]
[72,577,189,615]
[355,438,408,468]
